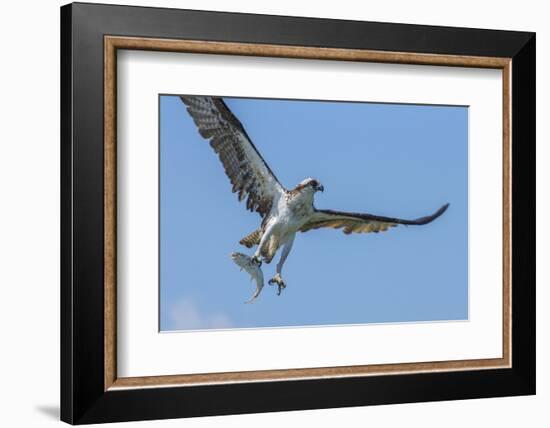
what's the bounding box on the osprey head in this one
[297,177,324,193]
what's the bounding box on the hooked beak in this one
[317,184,324,193]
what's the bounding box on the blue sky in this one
[159,95,468,331]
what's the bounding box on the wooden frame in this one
[104,35,513,390]
[62,2,535,424]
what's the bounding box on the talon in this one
[251,255,262,267]
[269,274,286,296]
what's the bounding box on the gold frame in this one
[104,36,512,391]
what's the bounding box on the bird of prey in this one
[179,96,449,302]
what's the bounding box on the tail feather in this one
[239,229,262,248]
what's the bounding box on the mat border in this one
[61,3,535,424]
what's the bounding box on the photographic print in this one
[160,95,467,331]
[62,6,534,421]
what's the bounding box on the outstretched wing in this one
[300,203,449,235]
[180,96,285,217]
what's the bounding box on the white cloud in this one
[168,297,233,331]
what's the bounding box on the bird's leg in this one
[269,235,295,295]
[252,222,276,267]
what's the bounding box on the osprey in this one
[180,96,449,302]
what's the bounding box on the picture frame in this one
[60,2,535,424]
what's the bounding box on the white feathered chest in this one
[282,188,315,227]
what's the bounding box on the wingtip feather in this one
[421,202,450,224]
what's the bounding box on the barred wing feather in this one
[300,204,449,235]
[180,96,285,217]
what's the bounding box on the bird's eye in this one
[310,180,318,187]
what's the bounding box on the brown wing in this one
[300,204,449,235]
[180,96,285,217]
